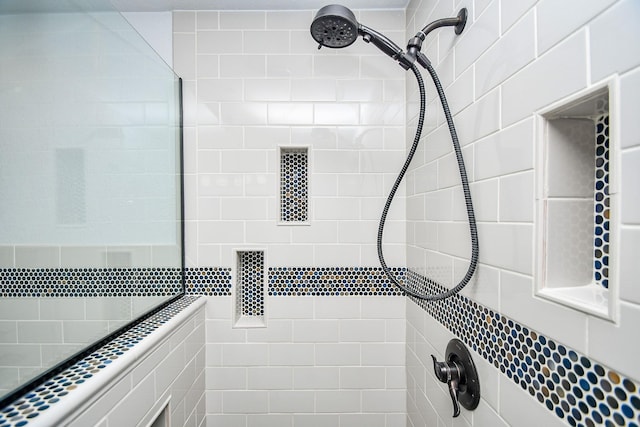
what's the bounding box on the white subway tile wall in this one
[406,1,640,427]
[205,296,406,426]
[175,9,407,269]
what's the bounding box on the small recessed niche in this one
[233,250,267,328]
[279,146,309,225]
[535,81,618,321]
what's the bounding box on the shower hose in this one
[377,62,479,301]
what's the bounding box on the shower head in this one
[310,4,405,62]
[310,4,359,49]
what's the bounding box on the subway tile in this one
[220,55,266,78]
[313,55,360,78]
[314,297,361,319]
[245,79,290,101]
[336,79,383,102]
[0,344,41,367]
[477,223,532,275]
[222,391,268,414]
[474,118,534,180]
[538,0,616,55]
[620,68,640,149]
[293,366,339,389]
[315,390,361,413]
[315,343,360,366]
[339,413,386,427]
[266,55,313,78]
[270,390,315,413]
[194,11,217,30]
[206,367,246,390]
[17,321,62,343]
[268,103,313,125]
[197,31,242,54]
[339,319,386,342]
[244,31,290,55]
[475,10,535,97]
[62,320,109,343]
[247,414,293,427]
[197,54,218,79]
[219,11,265,29]
[291,222,338,244]
[361,343,405,366]
[173,11,195,32]
[266,244,314,266]
[621,149,640,225]
[0,299,39,320]
[266,11,313,30]
[454,87,500,147]
[454,0,499,75]
[220,102,267,125]
[502,31,588,126]
[222,343,269,366]
[198,79,243,102]
[361,296,405,319]
[362,389,405,412]
[339,366,385,389]
[293,319,339,343]
[269,343,314,366]
[619,227,640,304]
[198,174,243,197]
[499,171,534,222]
[245,222,291,244]
[247,367,293,390]
[221,198,268,220]
[314,103,359,125]
[173,33,196,79]
[15,246,59,268]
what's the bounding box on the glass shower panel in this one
[0,0,183,402]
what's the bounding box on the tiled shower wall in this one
[173,9,407,268]
[173,9,411,426]
[405,0,640,426]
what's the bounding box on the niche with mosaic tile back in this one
[536,81,618,321]
[233,250,267,328]
[279,146,309,225]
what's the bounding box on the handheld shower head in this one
[310,4,468,70]
[310,4,359,49]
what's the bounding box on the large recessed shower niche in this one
[535,81,618,321]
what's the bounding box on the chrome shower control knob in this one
[431,339,481,418]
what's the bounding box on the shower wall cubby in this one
[536,82,617,321]
[233,250,266,327]
[279,146,309,224]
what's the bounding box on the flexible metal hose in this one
[377,63,479,301]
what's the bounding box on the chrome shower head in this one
[310,4,359,49]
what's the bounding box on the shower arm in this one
[401,8,468,70]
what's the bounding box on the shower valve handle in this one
[431,355,462,417]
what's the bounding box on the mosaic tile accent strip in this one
[593,114,610,289]
[280,147,308,223]
[184,267,232,296]
[269,267,405,296]
[0,268,182,297]
[0,295,201,427]
[236,251,265,317]
[405,269,640,427]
